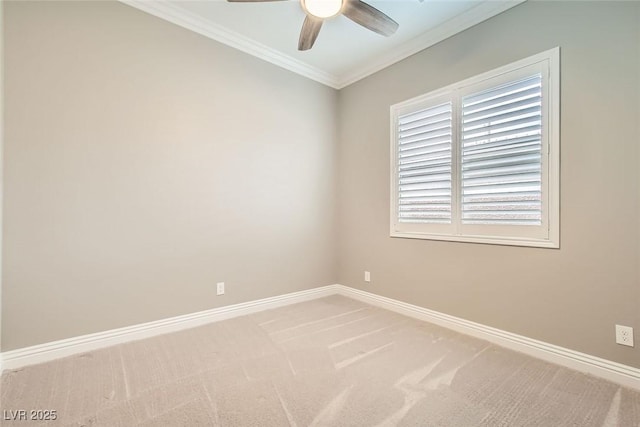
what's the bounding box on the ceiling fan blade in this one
[342,0,399,37]
[298,15,323,51]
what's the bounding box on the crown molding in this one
[120,1,525,89]
[119,0,341,88]
[334,0,526,88]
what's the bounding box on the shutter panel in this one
[461,75,543,225]
[397,102,452,224]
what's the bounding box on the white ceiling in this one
[121,0,525,88]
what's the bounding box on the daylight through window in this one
[390,48,559,248]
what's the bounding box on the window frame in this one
[390,47,560,248]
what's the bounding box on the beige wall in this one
[2,1,338,350]
[3,0,640,370]
[337,0,640,368]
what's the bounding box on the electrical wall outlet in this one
[364,271,371,283]
[615,325,634,347]
[216,282,225,296]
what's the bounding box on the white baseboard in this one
[2,283,639,392]
[0,285,339,372]
[333,285,640,391]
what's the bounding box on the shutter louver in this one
[461,75,543,225]
[397,102,452,224]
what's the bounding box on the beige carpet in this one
[1,295,639,426]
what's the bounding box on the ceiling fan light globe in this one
[302,0,343,19]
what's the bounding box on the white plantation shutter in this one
[390,48,558,247]
[396,102,453,224]
[460,75,543,225]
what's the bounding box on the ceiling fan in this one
[227,0,399,51]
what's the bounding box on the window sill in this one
[390,230,559,249]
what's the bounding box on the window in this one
[390,48,559,248]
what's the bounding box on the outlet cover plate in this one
[615,324,634,347]
[216,282,225,296]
